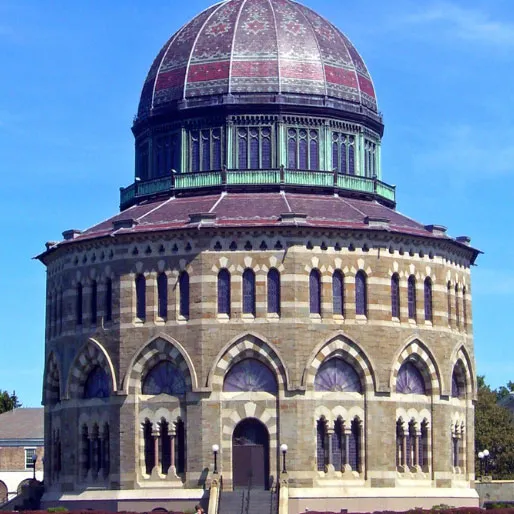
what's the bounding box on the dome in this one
[137,0,377,120]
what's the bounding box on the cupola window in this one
[218,269,231,316]
[332,133,355,175]
[267,268,280,315]
[364,139,377,177]
[355,271,367,316]
[190,128,223,172]
[332,270,344,316]
[391,273,400,318]
[136,141,150,180]
[288,128,319,170]
[424,278,432,322]
[237,127,273,169]
[153,133,179,177]
[309,269,321,315]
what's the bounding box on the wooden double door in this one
[232,418,270,489]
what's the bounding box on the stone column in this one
[152,429,160,478]
[344,427,352,471]
[326,427,334,471]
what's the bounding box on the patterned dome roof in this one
[137,0,377,119]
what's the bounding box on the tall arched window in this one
[76,283,83,325]
[316,418,327,471]
[218,269,231,315]
[136,274,146,321]
[267,268,280,315]
[447,281,452,325]
[105,278,112,322]
[157,272,168,319]
[242,269,256,315]
[407,275,416,320]
[397,362,426,395]
[424,278,432,322]
[223,359,278,393]
[310,269,321,315]
[355,271,367,316]
[391,274,400,318]
[332,270,344,316]
[455,284,460,328]
[179,272,190,318]
[90,280,97,325]
[462,286,467,331]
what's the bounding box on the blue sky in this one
[1,0,513,407]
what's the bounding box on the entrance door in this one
[232,418,269,489]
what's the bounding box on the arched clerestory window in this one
[355,271,367,316]
[223,359,278,393]
[179,271,190,318]
[391,273,400,318]
[310,269,321,315]
[242,269,256,316]
[84,366,110,399]
[314,358,362,393]
[136,274,146,321]
[90,280,98,325]
[218,269,231,316]
[157,272,168,319]
[267,268,280,315]
[142,361,187,396]
[76,283,83,325]
[424,277,432,322]
[397,361,426,395]
[407,275,416,320]
[332,270,344,317]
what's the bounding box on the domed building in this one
[38,0,480,512]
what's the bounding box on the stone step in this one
[219,489,276,514]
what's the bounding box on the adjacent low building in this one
[0,408,44,503]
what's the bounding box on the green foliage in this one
[0,390,21,414]
[475,376,514,478]
[46,508,69,512]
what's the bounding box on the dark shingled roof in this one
[0,408,44,442]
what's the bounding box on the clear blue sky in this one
[1,0,513,407]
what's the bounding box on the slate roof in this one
[0,408,44,444]
[137,0,377,119]
[39,192,479,263]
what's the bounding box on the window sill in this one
[424,320,433,327]
[177,315,189,323]
[309,313,322,322]
[241,313,255,321]
[267,313,280,321]
[217,314,230,323]
[355,314,368,322]
[391,316,400,323]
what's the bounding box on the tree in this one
[475,376,514,478]
[0,390,21,414]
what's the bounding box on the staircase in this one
[218,487,277,514]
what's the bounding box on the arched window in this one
[332,270,344,316]
[104,278,112,322]
[102,423,110,477]
[267,268,280,315]
[455,284,460,328]
[90,280,97,325]
[136,274,146,320]
[84,366,110,399]
[407,275,416,320]
[316,418,327,471]
[175,419,186,473]
[447,281,452,325]
[310,269,321,315]
[223,359,278,393]
[424,277,432,322]
[462,286,467,331]
[218,269,231,315]
[157,272,167,319]
[287,129,297,168]
[142,361,187,395]
[81,424,90,477]
[76,283,83,325]
[242,269,256,315]
[314,358,362,393]
[391,274,400,318]
[397,362,426,394]
[355,271,367,316]
[143,419,154,475]
[452,361,467,399]
[179,272,190,318]
[349,418,362,472]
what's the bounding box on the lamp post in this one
[478,449,490,479]
[31,453,37,481]
[212,444,219,474]
[280,444,288,474]
[483,449,490,475]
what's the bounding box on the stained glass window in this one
[237,126,273,169]
[212,128,221,170]
[355,271,367,316]
[84,366,110,399]
[348,143,355,175]
[391,274,400,318]
[242,269,256,315]
[218,269,230,315]
[299,130,308,169]
[76,283,83,325]
[364,140,377,177]
[179,272,190,318]
[157,273,167,319]
[250,128,259,168]
[238,129,248,169]
[310,269,321,315]
[314,358,362,392]
[105,278,112,322]
[288,129,297,168]
[137,141,150,180]
[201,130,210,171]
[397,362,426,394]
[309,130,319,170]
[424,277,432,322]
[332,133,355,175]
[267,268,280,315]
[142,361,187,395]
[191,131,200,172]
[136,274,146,320]
[332,270,344,316]
[90,280,97,324]
[154,133,179,177]
[223,359,278,393]
[407,276,416,320]
[262,128,272,168]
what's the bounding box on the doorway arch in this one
[232,418,270,489]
